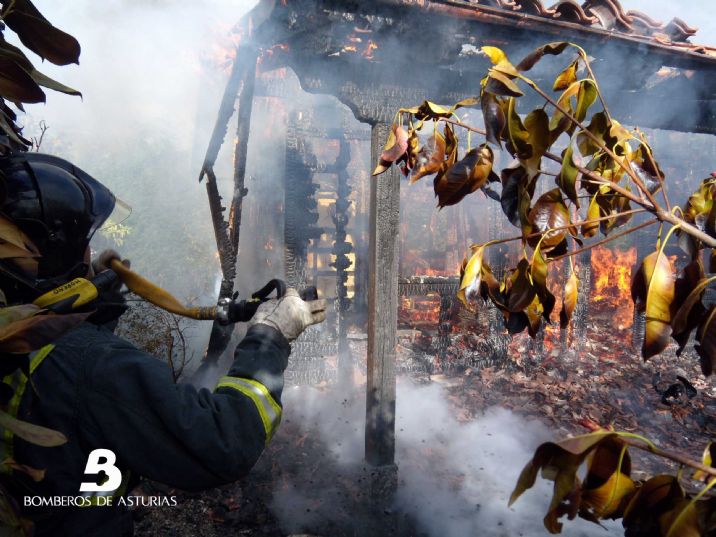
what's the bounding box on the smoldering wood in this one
[229,49,259,251]
[199,45,260,365]
[365,122,400,468]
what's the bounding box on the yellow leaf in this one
[458,245,485,308]
[641,251,676,359]
[481,46,509,66]
[553,59,578,91]
[582,471,636,518]
[560,269,579,328]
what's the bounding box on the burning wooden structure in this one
[197,0,716,482]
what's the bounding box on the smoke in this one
[271,380,623,537]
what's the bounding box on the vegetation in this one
[373,42,716,535]
[0,1,83,534]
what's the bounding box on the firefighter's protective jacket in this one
[6,321,291,536]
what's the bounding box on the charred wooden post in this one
[436,291,453,362]
[330,136,354,386]
[283,118,322,289]
[572,250,592,352]
[366,122,400,469]
[199,44,259,365]
[228,52,258,252]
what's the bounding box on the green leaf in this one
[30,69,81,97]
[577,111,611,156]
[581,193,600,238]
[485,69,524,97]
[481,92,506,147]
[575,80,598,122]
[530,245,556,321]
[522,109,550,179]
[0,409,67,447]
[557,139,580,207]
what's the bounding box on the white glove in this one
[248,288,327,342]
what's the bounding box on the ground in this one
[131,320,715,537]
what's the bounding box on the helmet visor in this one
[99,197,132,233]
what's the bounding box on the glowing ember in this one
[399,296,441,327]
[590,245,637,330]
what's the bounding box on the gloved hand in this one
[89,249,131,328]
[247,288,327,342]
[92,249,130,275]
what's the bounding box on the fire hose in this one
[33,258,318,325]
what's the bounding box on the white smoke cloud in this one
[275,381,623,536]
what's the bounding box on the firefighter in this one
[0,152,326,536]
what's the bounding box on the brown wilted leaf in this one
[0,311,91,353]
[509,430,618,533]
[623,475,683,531]
[500,163,533,228]
[435,144,494,208]
[3,0,81,66]
[2,458,45,482]
[505,258,536,313]
[516,42,570,72]
[0,409,67,447]
[0,56,45,104]
[528,188,572,251]
[410,130,446,184]
[372,123,408,176]
[0,213,39,255]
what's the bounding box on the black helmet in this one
[0,152,120,298]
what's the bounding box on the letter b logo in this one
[80,449,122,492]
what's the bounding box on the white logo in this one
[79,449,122,493]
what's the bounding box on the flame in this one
[339,33,378,59]
[363,40,378,59]
[590,246,637,330]
[399,296,441,326]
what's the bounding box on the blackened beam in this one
[200,44,257,182]
[199,45,258,366]
[229,49,258,252]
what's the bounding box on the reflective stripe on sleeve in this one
[214,376,282,443]
[1,344,55,471]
